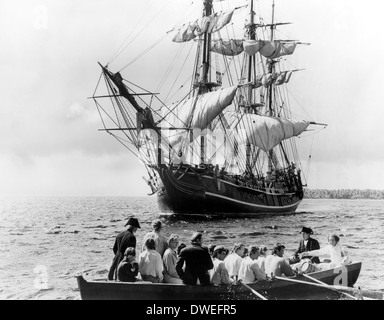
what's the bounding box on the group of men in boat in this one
[108,218,350,285]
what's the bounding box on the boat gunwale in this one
[77,261,362,296]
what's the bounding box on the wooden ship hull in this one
[77,262,362,300]
[156,165,303,216]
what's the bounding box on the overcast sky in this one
[1,0,383,197]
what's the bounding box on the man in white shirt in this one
[301,233,349,270]
[224,243,245,281]
[265,243,296,277]
[238,246,267,283]
[209,245,232,285]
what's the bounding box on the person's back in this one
[224,243,245,281]
[142,220,168,257]
[256,246,268,272]
[238,246,267,283]
[176,232,213,286]
[139,238,163,283]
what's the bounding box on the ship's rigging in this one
[92,0,327,215]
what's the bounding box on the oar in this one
[238,280,268,300]
[302,274,357,300]
[274,276,361,298]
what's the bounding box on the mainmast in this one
[245,0,257,173]
[247,0,256,83]
[200,0,213,164]
[268,0,275,116]
[267,0,276,179]
[201,0,213,91]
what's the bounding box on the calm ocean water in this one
[0,196,383,300]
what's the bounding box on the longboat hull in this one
[77,262,361,300]
[156,166,303,217]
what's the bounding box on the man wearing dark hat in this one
[175,232,213,286]
[108,217,141,280]
[290,226,320,264]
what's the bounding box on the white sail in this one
[259,41,297,59]
[243,40,297,59]
[172,23,197,42]
[190,86,237,129]
[253,71,294,88]
[208,9,235,33]
[210,39,244,56]
[173,9,235,42]
[243,40,265,56]
[162,86,237,146]
[195,17,211,36]
[225,112,310,152]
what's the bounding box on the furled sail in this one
[225,112,310,152]
[274,71,287,85]
[259,41,297,59]
[210,39,244,56]
[172,23,197,42]
[208,9,235,33]
[162,86,237,146]
[253,71,295,88]
[243,40,297,59]
[172,9,235,43]
[243,40,265,56]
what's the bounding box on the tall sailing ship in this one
[93,0,326,216]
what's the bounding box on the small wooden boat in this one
[77,262,364,300]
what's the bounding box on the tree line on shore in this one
[304,189,384,199]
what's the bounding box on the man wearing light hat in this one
[108,217,141,280]
[290,226,320,264]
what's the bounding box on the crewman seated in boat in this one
[256,246,268,272]
[138,238,164,283]
[265,243,296,277]
[238,246,268,283]
[117,247,139,282]
[175,232,213,286]
[300,233,350,271]
[289,227,320,265]
[162,234,183,284]
[224,243,245,281]
[209,245,232,285]
[141,219,168,258]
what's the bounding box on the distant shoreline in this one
[304,189,384,199]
